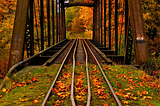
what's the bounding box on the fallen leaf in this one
[1,100,4,102]
[1,88,6,93]
[19,98,27,102]
[122,100,129,104]
[147,96,153,100]
[32,99,40,103]
[76,62,80,65]
[29,86,34,89]
[133,97,138,100]
[38,75,42,77]
[103,103,108,106]
[32,76,39,82]
[46,79,51,83]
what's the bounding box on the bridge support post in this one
[40,0,44,50]
[52,0,55,45]
[47,0,51,47]
[104,0,106,47]
[108,0,111,50]
[61,0,65,40]
[129,0,149,68]
[8,0,29,70]
[115,0,118,55]
[93,0,96,41]
[56,0,58,43]
[100,0,102,45]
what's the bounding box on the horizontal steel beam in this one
[64,3,94,7]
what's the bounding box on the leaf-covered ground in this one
[0,64,160,106]
[102,65,160,106]
[0,64,61,105]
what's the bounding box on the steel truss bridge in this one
[8,0,149,70]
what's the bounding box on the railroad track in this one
[41,39,122,106]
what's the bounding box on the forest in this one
[0,0,160,78]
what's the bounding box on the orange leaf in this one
[103,104,108,106]
[51,88,54,92]
[19,98,27,102]
[38,75,42,77]
[46,79,51,83]
[32,76,39,82]
[157,97,160,99]
[1,100,4,102]
[0,95,2,98]
[76,62,80,65]
[29,86,34,89]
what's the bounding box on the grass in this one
[0,64,61,105]
[46,64,72,105]
[74,64,88,105]
[0,63,159,106]
[102,65,160,106]
[88,64,117,106]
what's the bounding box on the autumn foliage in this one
[0,0,160,77]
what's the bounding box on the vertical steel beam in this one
[100,0,102,45]
[8,0,29,70]
[61,0,65,40]
[108,0,111,49]
[29,0,34,56]
[64,7,66,39]
[56,0,58,43]
[95,0,97,42]
[47,0,51,47]
[125,0,128,47]
[59,0,61,42]
[115,0,118,55]
[104,0,106,47]
[93,0,96,40]
[129,0,149,66]
[40,0,44,50]
[52,0,55,45]
[124,21,133,64]
[98,0,100,43]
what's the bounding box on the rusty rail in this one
[83,39,122,106]
[41,39,76,106]
[82,40,91,106]
[70,39,78,106]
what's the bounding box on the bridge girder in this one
[8,0,150,70]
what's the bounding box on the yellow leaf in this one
[19,98,27,102]
[122,100,129,104]
[32,99,40,103]
[5,77,9,81]
[1,88,6,93]
[133,97,138,100]
[147,96,153,99]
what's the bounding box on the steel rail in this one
[83,39,122,106]
[0,39,67,89]
[41,39,76,106]
[86,40,114,65]
[70,39,78,106]
[81,40,91,106]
